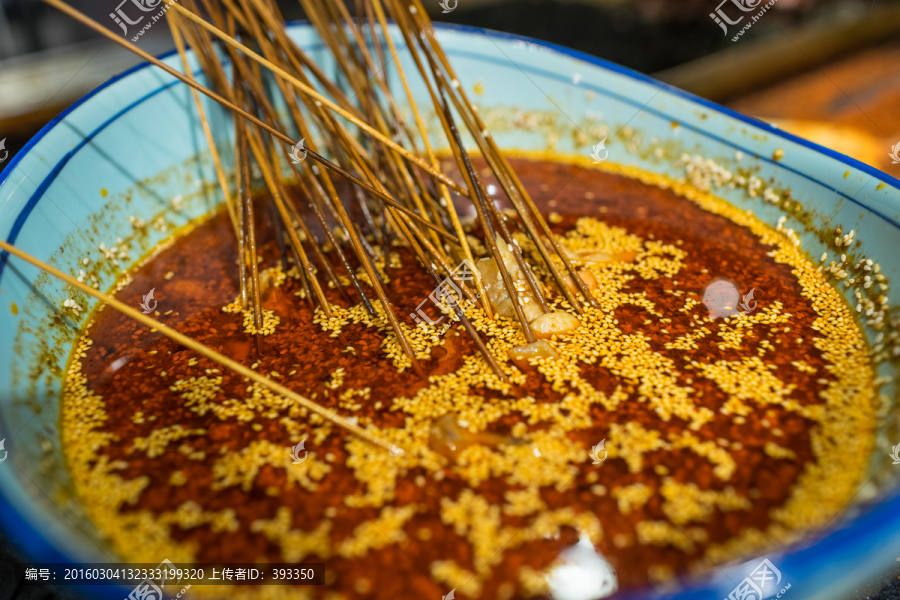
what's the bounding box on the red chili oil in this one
[69,156,851,598]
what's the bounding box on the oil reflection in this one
[702,278,742,319]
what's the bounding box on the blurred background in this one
[1,0,900,597]
[1,0,899,178]
[0,0,899,179]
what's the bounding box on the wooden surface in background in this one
[728,38,900,179]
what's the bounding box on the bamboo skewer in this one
[373,0,495,319]
[233,0,366,125]
[170,1,446,362]
[288,188,352,311]
[233,39,374,313]
[408,9,599,310]
[285,113,498,376]
[291,237,317,311]
[280,161,369,312]
[0,238,402,454]
[243,119,424,374]
[41,0,463,248]
[393,214,508,382]
[43,0,602,390]
[234,116,249,311]
[443,107,536,344]
[165,1,473,198]
[195,1,431,374]
[174,9,358,316]
[392,27,534,339]
[434,94,550,314]
[423,29,596,313]
[371,0,454,224]
[269,138,428,375]
[169,12,240,243]
[211,0,542,355]
[246,124,340,321]
[240,122,265,338]
[39,0,285,147]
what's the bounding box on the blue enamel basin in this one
[0,22,898,600]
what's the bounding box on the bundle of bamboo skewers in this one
[2,0,600,451]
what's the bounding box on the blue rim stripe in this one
[1,20,896,196]
[431,21,900,191]
[443,45,898,228]
[0,46,182,189]
[0,79,180,283]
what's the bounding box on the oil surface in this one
[61,156,875,599]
